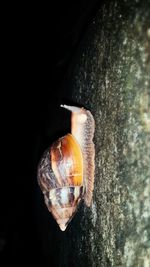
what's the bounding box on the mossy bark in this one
[38,1,150,266]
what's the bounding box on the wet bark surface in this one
[37,1,150,267]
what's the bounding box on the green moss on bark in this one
[59,1,150,266]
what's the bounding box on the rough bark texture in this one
[39,1,150,266]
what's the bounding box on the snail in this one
[37,104,95,231]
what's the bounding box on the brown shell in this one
[38,134,84,231]
[51,134,83,187]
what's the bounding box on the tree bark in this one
[38,1,150,266]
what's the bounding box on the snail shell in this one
[37,105,95,231]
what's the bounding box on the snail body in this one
[37,105,95,231]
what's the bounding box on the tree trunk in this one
[37,1,150,266]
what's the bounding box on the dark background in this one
[1,1,100,266]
